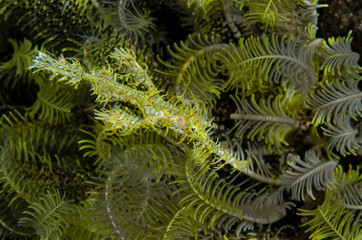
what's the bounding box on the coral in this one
[0,0,361,239]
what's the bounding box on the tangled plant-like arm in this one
[30,48,248,170]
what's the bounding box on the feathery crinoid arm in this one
[172,148,295,235]
[277,150,338,201]
[217,33,317,97]
[18,189,76,240]
[0,38,38,89]
[308,78,361,156]
[308,78,362,126]
[328,165,362,210]
[320,31,362,78]
[156,34,229,113]
[243,0,295,31]
[322,116,361,156]
[298,191,361,240]
[87,149,168,239]
[229,93,301,152]
[26,76,76,125]
[30,48,247,170]
[100,0,155,46]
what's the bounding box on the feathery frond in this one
[217,33,316,95]
[242,188,294,225]
[298,191,362,240]
[61,203,105,240]
[0,38,38,88]
[229,94,300,152]
[308,78,362,126]
[172,151,246,233]
[277,150,338,201]
[185,0,222,20]
[162,206,204,239]
[320,31,361,78]
[0,0,94,51]
[172,149,291,235]
[19,189,75,240]
[88,149,166,239]
[0,110,87,205]
[0,141,51,203]
[0,110,78,161]
[78,120,121,166]
[0,188,34,238]
[100,0,155,46]
[322,116,361,156]
[244,0,295,31]
[27,77,75,125]
[273,1,323,37]
[328,165,362,210]
[156,34,228,111]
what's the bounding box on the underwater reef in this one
[0,0,361,239]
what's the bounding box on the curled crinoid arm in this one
[100,0,155,46]
[156,34,229,112]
